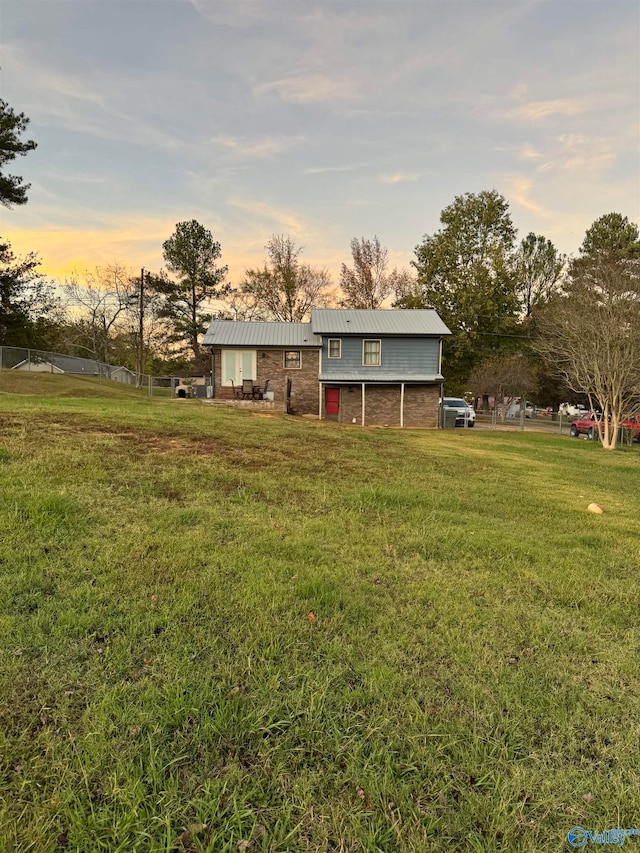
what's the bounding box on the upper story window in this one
[284,350,302,369]
[362,339,381,366]
[328,339,342,359]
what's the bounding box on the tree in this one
[158,220,230,361]
[468,353,537,421]
[536,213,640,450]
[237,235,332,322]
[572,213,640,270]
[0,239,62,347]
[118,270,168,380]
[62,263,136,363]
[389,268,419,305]
[340,236,392,309]
[515,233,565,320]
[0,100,37,208]
[400,190,520,391]
[537,259,640,450]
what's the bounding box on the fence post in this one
[148,375,152,398]
[0,346,3,371]
[27,349,31,372]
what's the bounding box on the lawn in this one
[0,376,639,852]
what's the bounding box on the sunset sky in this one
[3,0,639,288]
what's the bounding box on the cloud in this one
[229,198,305,235]
[188,0,267,25]
[306,163,371,175]
[379,172,420,185]
[532,134,616,175]
[7,217,176,280]
[518,144,543,162]
[554,134,615,173]
[496,98,591,122]
[212,134,304,158]
[4,42,198,156]
[254,74,356,103]
[505,176,547,215]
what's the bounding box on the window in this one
[328,339,341,359]
[362,339,381,366]
[284,350,301,369]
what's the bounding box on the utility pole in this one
[137,267,145,388]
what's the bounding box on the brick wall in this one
[258,349,320,415]
[364,385,401,427]
[403,385,440,428]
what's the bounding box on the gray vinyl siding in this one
[321,336,440,378]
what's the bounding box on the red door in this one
[325,388,340,417]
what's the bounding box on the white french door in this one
[221,350,256,387]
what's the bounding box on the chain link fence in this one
[0,345,212,399]
[0,345,137,382]
[474,409,571,435]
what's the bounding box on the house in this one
[202,309,451,427]
[108,365,137,385]
[11,358,65,374]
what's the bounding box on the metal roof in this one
[311,309,451,336]
[318,372,444,383]
[203,321,322,348]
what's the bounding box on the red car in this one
[570,413,640,441]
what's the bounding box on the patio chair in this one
[242,379,254,399]
[230,379,241,399]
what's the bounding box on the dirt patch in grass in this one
[113,431,228,456]
[0,413,230,456]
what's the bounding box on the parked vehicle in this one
[506,400,536,418]
[569,412,600,439]
[569,412,640,441]
[559,402,589,418]
[442,397,476,427]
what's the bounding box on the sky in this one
[2,0,639,287]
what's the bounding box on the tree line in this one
[2,99,639,448]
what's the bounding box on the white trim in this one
[327,338,342,359]
[400,382,405,428]
[318,379,323,419]
[362,383,366,426]
[362,339,381,366]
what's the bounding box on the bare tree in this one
[119,271,169,379]
[62,263,135,363]
[340,236,394,309]
[469,353,537,421]
[237,235,333,321]
[537,261,640,449]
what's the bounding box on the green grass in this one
[0,376,639,852]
